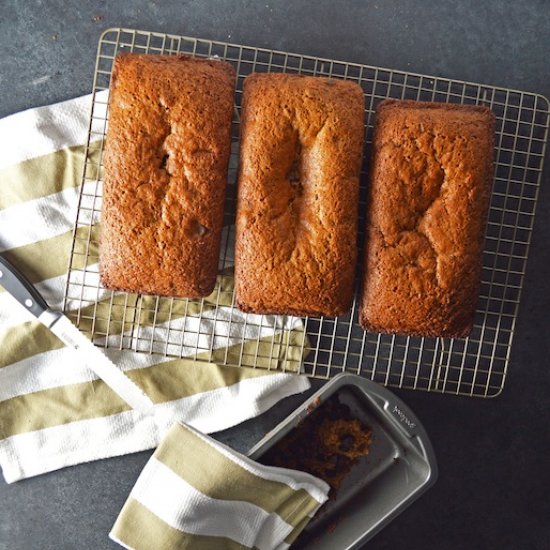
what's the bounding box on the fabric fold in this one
[110,423,329,550]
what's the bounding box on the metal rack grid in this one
[64,27,549,398]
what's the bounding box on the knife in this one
[0,255,155,416]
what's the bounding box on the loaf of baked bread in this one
[100,54,235,297]
[235,73,365,317]
[360,99,495,337]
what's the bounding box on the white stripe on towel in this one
[0,91,108,170]
[130,457,294,550]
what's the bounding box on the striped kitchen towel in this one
[0,93,310,483]
[110,422,329,550]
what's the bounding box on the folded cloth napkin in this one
[110,422,329,550]
[0,94,310,483]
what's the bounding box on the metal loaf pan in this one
[247,374,438,549]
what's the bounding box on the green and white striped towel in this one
[110,422,329,550]
[0,94,310,483]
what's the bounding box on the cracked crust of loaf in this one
[235,73,365,317]
[100,54,235,298]
[360,99,496,337]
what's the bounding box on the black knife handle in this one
[0,255,49,317]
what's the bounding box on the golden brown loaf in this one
[100,54,235,297]
[360,100,495,337]
[235,73,365,317]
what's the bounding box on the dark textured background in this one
[1,1,549,549]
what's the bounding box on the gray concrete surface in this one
[0,1,549,549]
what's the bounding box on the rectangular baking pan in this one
[248,373,438,549]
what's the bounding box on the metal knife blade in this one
[0,255,155,416]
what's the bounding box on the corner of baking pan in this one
[247,373,438,486]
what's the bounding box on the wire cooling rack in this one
[64,27,549,398]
